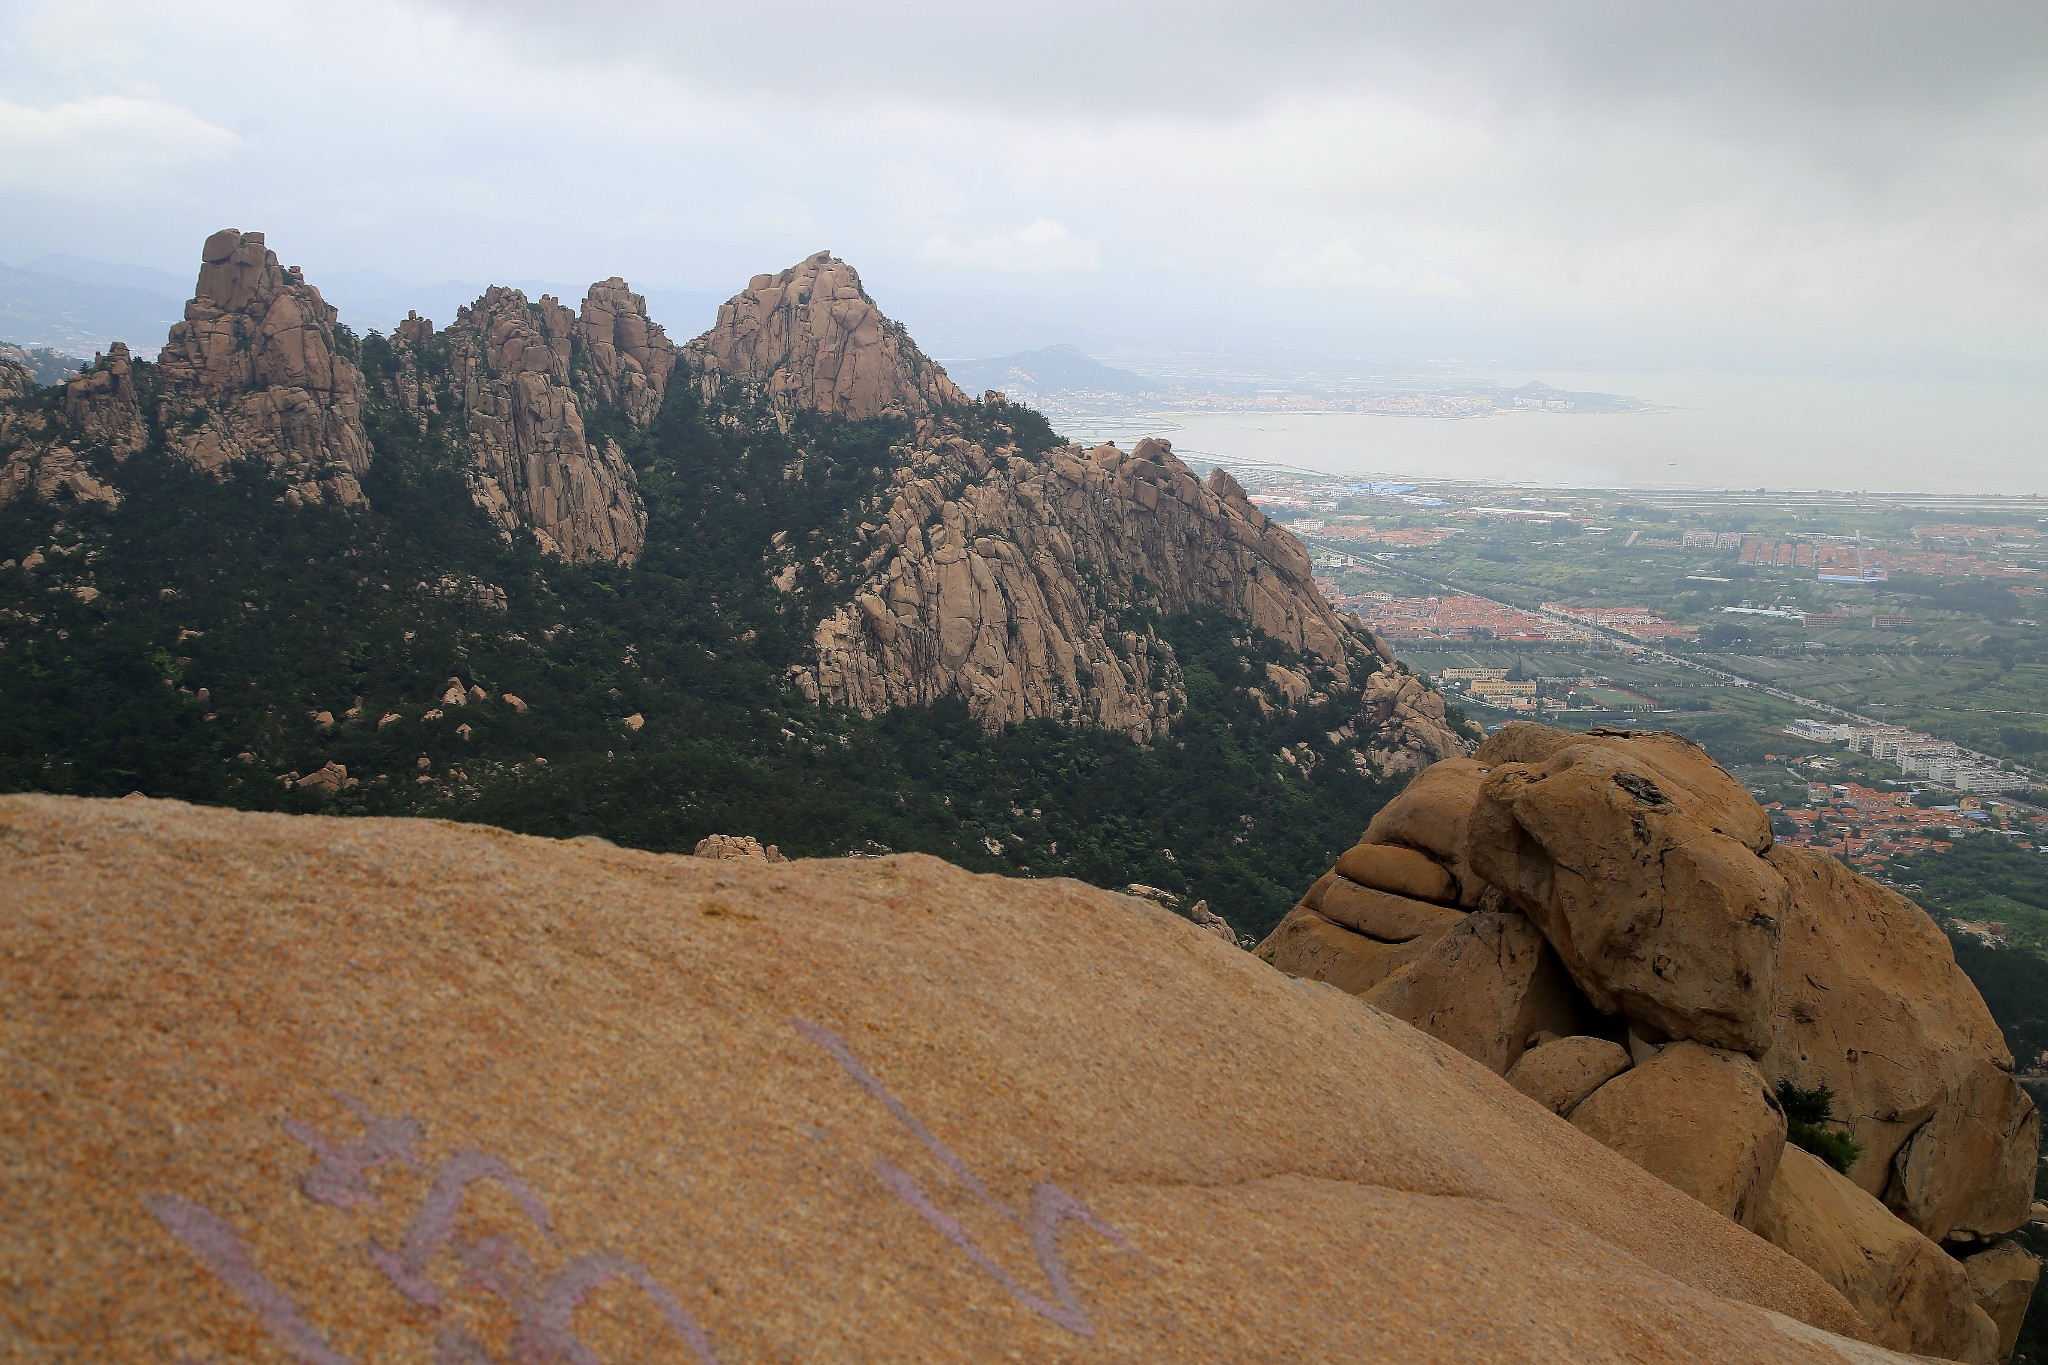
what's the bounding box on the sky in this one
[2,0,2045,372]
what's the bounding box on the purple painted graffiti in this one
[795,1018,1132,1337]
[515,1252,723,1365]
[369,1150,559,1310]
[280,1095,423,1210]
[146,1195,355,1365]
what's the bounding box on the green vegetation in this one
[1774,1079,1865,1176]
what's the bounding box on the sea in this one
[1056,370,2048,497]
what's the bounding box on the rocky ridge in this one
[695,258,1464,763]
[383,283,657,565]
[2,229,1464,770]
[1259,722,2040,1363]
[153,229,374,507]
[0,342,144,508]
[3,789,1936,1362]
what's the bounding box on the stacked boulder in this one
[1260,722,2041,1364]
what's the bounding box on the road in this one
[1349,550,2048,795]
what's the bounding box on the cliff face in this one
[0,343,144,508]
[685,251,968,419]
[383,280,667,566]
[443,286,648,565]
[575,276,676,428]
[696,256,1464,766]
[154,229,373,507]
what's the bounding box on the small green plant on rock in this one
[1776,1079,1865,1175]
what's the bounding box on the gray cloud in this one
[0,0,2042,370]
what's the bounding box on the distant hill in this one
[0,263,184,358]
[0,342,87,386]
[943,343,1162,399]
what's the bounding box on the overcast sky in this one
[3,0,2043,370]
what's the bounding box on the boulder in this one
[1362,910,1589,1074]
[0,792,1898,1361]
[1187,899,1239,945]
[1961,1241,2040,1364]
[1255,900,1454,997]
[1469,733,1787,1054]
[1506,1035,1633,1116]
[1754,1145,2001,1364]
[694,833,786,863]
[1572,1042,1786,1230]
[291,762,349,796]
[1762,844,2037,1242]
[1333,842,1456,904]
[1316,878,1465,942]
[1476,724,1771,853]
[1360,757,1492,907]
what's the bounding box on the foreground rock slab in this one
[0,794,1904,1363]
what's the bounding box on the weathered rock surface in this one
[1263,723,2040,1356]
[694,832,786,862]
[1754,1146,2001,1364]
[1469,729,1787,1053]
[1362,910,1588,1074]
[1334,842,1457,904]
[574,276,677,428]
[1763,843,2037,1243]
[0,344,145,508]
[1572,1042,1787,1230]
[1961,1242,2040,1364]
[1,792,1907,1361]
[1507,1035,1634,1116]
[1255,897,1453,996]
[797,429,1463,761]
[1359,756,1494,907]
[686,251,967,419]
[154,229,373,506]
[684,253,1462,764]
[396,284,650,564]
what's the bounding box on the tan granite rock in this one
[1507,1035,1634,1116]
[0,344,145,508]
[0,792,1895,1362]
[1469,732,1787,1053]
[1754,1145,2001,1364]
[1360,756,1493,907]
[155,229,373,506]
[686,252,967,419]
[1572,1042,1786,1230]
[62,342,148,458]
[1763,843,2037,1243]
[421,286,649,564]
[1254,900,1453,996]
[798,429,1462,766]
[575,276,676,428]
[1361,909,1589,1074]
[1333,841,1459,904]
[1961,1241,2040,1364]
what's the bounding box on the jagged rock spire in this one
[686,251,967,420]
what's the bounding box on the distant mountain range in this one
[942,343,1163,399]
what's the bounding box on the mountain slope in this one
[0,229,1472,936]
